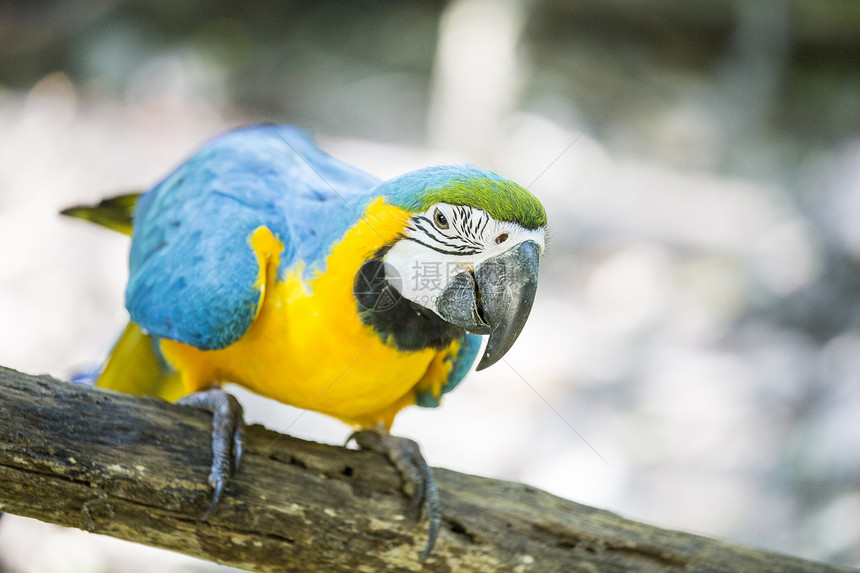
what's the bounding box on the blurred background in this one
[1,0,859,570]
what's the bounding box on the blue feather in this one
[126,125,380,349]
[415,333,482,407]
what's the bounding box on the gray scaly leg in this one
[349,426,441,559]
[177,388,245,520]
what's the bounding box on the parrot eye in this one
[433,208,449,230]
[495,233,509,244]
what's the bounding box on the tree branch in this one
[0,366,851,572]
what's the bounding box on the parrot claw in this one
[202,478,225,521]
[177,388,245,520]
[349,427,441,560]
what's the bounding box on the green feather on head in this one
[381,165,547,230]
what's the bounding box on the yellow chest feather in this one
[159,199,451,428]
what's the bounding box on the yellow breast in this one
[159,198,449,428]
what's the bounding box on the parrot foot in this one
[177,388,245,520]
[348,426,441,560]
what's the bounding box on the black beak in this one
[435,271,492,335]
[436,240,540,370]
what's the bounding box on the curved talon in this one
[177,388,245,520]
[202,478,225,521]
[420,470,441,560]
[407,475,425,520]
[409,445,441,559]
[233,422,246,473]
[351,426,442,559]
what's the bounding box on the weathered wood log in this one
[0,365,852,572]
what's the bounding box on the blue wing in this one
[126,125,381,350]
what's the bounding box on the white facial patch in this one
[383,203,545,313]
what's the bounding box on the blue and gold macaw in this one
[64,124,546,557]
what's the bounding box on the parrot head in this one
[357,166,546,370]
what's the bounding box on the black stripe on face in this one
[478,214,490,238]
[402,236,481,256]
[414,215,474,246]
[412,218,461,247]
[452,207,490,248]
[409,210,487,255]
[459,207,477,241]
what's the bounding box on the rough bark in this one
[0,366,852,572]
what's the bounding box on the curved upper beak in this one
[436,240,541,370]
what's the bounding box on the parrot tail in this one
[97,321,186,402]
[63,193,184,400]
[60,192,141,235]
